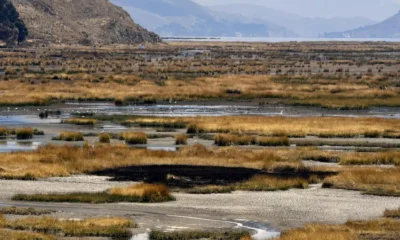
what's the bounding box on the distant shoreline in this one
[162,36,400,43]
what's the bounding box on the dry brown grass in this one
[0,144,303,179]
[323,168,400,196]
[62,118,97,125]
[277,218,400,240]
[109,183,172,202]
[4,216,134,237]
[120,132,148,144]
[0,72,398,108]
[236,175,308,191]
[0,229,56,240]
[57,132,84,142]
[384,208,400,218]
[131,116,400,137]
[175,134,188,145]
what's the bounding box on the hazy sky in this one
[193,0,400,21]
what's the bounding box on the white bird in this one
[280,110,284,116]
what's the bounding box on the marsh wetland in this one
[0,41,399,240]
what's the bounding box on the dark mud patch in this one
[90,165,336,188]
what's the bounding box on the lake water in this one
[163,37,400,43]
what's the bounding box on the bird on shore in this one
[280,110,284,116]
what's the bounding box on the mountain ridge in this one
[2,0,161,45]
[324,10,400,38]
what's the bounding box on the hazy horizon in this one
[193,0,400,21]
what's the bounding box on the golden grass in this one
[16,128,34,140]
[57,131,84,142]
[120,132,148,144]
[277,218,400,240]
[108,183,172,202]
[236,175,308,191]
[0,229,56,240]
[62,118,97,125]
[339,151,400,165]
[323,168,400,196]
[0,73,399,108]
[99,133,111,143]
[130,116,400,137]
[0,144,304,179]
[5,216,134,237]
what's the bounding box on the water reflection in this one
[0,141,41,152]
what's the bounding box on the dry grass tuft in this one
[56,132,84,142]
[175,134,188,145]
[16,128,34,140]
[99,133,111,143]
[120,132,148,144]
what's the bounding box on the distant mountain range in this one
[324,11,400,38]
[211,4,376,38]
[111,0,294,37]
[111,0,376,38]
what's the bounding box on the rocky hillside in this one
[0,0,28,45]
[324,11,400,38]
[5,0,160,45]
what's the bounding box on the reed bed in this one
[131,116,400,137]
[0,73,399,108]
[323,168,400,196]
[0,144,304,179]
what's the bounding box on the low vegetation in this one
[53,131,84,142]
[16,128,34,140]
[99,133,111,143]
[62,118,97,125]
[236,175,308,191]
[3,216,134,238]
[187,175,308,194]
[175,134,188,145]
[120,132,148,144]
[0,144,306,179]
[0,229,55,240]
[277,218,400,240]
[384,208,400,218]
[149,230,252,240]
[323,168,400,196]
[132,116,400,138]
[0,206,54,215]
[13,183,175,203]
